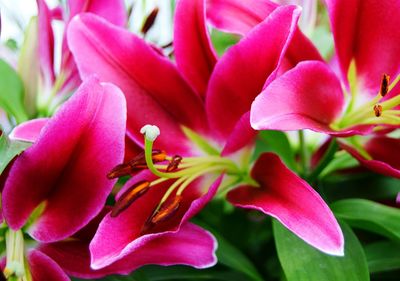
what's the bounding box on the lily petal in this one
[174,0,217,97]
[227,153,344,256]
[206,5,300,140]
[39,223,217,278]
[326,0,400,92]
[9,118,49,143]
[28,250,69,281]
[89,174,222,268]
[251,61,345,134]
[68,13,206,154]
[206,0,322,66]
[341,137,400,179]
[3,77,126,242]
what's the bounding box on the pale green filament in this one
[4,229,32,281]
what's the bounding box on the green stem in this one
[298,130,309,175]
[307,138,338,183]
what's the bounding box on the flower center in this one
[336,72,400,129]
[107,125,258,233]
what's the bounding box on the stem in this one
[307,138,338,183]
[298,130,309,175]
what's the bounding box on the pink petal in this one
[68,13,207,154]
[28,250,69,281]
[227,153,344,256]
[37,0,55,86]
[67,0,126,26]
[221,112,256,155]
[89,175,222,268]
[326,0,400,92]
[206,5,301,140]
[341,138,400,179]
[174,0,217,97]
[3,77,126,242]
[9,118,49,143]
[206,0,322,66]
[251,61,345,134]
[39,223,217,278]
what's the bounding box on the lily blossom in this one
[251,0,400,136]
[67,0,344,270]
[1,77,126,280]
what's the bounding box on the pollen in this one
[166,155,183,172]
[111,181,151,217]
[150,195,182,224]
[373,104,383,117]
[380,74,390,97]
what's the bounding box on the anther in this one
[150,195,182,224]
[166,155,183,172]
[107,149,167,179]
[374,104,383,117]
[111,181,151,217]
[141,7,159,34]
[380,74,390,97]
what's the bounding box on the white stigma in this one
[140,125,160,141]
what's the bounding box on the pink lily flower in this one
[33,0,126,115]
[250,0,400,136]
[67,0,343,269]
[1,77,126,280]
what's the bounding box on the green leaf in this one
[331,199,400,240]
[0,59,28,123]
[0,134,32,174]
[365,241,400,273]
[254,130,297,171]
[194,219,263,281]
[274,220,369,281]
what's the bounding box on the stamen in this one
[166,155,183,172]
[107,149,167,179]
[374,104,383,117]
[111,181,151,217]
[141,7,159,34]
[151,195,182,224]
[380,74,390,97]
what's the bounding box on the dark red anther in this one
[166,155,183,172]
[111,181,151,217]
[106,149,167,179]
[380,74,390,97]
[141,195,182,234]
[141,7,159,34]
[374,104,383,117]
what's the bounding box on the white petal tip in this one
[140,124,160,141]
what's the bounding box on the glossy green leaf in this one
[0,134,32,174]
[331,199,400,240]
[194,219,263,281]
[0,59,28,123]
[365,241,400,273]
[274,220,369,281]
[254,130,297,171]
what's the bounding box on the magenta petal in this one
[341,138,400,179]
[206,5,300,139]
[90,175,222,268]
[40,223,216,278]
[206,0,322,66]
[221,112,256,156]
[37,0,55,85]
[174,0,217,97]
[326,0,400,91]
[3,77,126,242]
[68,13,207,154]
[251,61,344,134]
[28,250,69,281]
[9,118,49,142]
[227,153,344,256]
[67,0,126,26]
